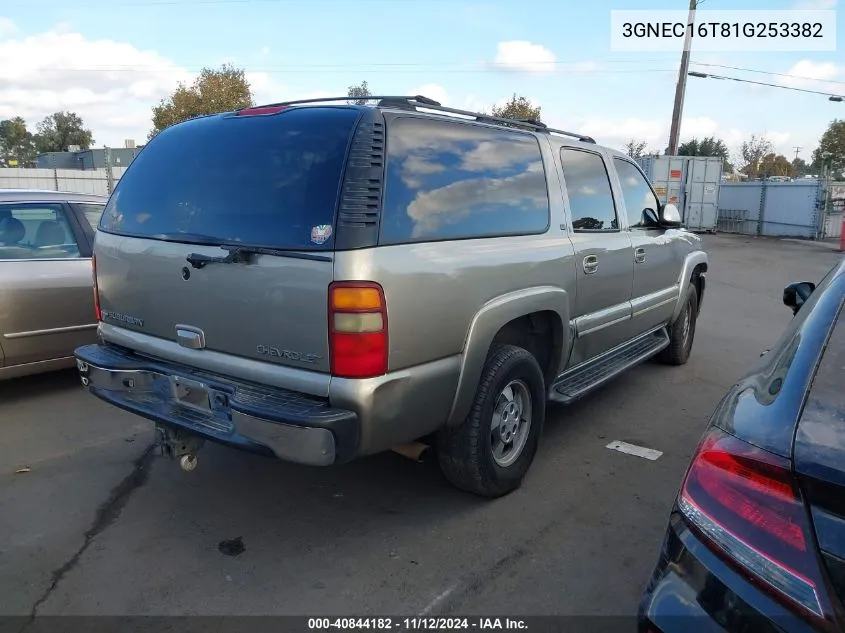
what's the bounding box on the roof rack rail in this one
[251,95,596,144]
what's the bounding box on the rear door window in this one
[98,107,360,250]
[0,203,81,260]
[560,148,619,231]
[381,117,550,244]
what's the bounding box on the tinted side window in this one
[381,118,550,244]
[614,158,660,229]
[0,203,81,260]
[560,149,618,231]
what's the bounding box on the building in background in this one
[35,140,143,170]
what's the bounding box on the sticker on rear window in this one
[310,224,332,245]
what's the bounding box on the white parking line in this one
[418,584,458,616]
[606,440,663,461]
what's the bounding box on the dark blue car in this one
[639,257,845,632]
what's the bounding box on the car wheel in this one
[658,284,699,366]
[437,344,545,498]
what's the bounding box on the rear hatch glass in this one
[99,106,360,249]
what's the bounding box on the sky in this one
[1,0,843,163]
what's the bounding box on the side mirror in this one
[642,208,660,226]
[783,281,816,315]
[660,203,681,226]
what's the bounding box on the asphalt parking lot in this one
[1,234,842,620]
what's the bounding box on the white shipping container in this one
[635,155,723,232]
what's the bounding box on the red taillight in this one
[680,428,831,622]
[92,255,101,321]
[236,106,287,116]
[328,282,387,379]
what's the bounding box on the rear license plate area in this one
[170,375,211,413]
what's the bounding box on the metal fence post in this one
[757,180,767,236]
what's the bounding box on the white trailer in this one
[636,155,723,232]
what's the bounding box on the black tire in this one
[437,344,545,498]
[658,284,699,366]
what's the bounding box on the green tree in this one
[34,112,93,153]
[488,94,542,130]
[792,157,809,178]
[812,119,845,180]
[624,139,648,159]
[347,80,372,105]
[678,136,733,173]
[0,117,36,167]
[150,64,253,139]
[739,134,774,179]
[491,94,541,122]
[758,153,795,178]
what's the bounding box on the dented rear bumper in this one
[74,343,360,466]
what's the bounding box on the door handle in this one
[634,247,646,264]
[582,255,599,274]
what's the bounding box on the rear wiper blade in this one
[186,244,332,269]
[154,232,223,245]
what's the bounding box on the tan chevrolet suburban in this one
[74,95,708,497]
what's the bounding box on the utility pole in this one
[667,0,699,156]
[793,146,802,161]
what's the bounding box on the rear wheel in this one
[437,345,545,498]
[658,285,698,366]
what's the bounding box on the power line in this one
[13,65,681,75]
[13,0,448,5]
[688,71,845,99]
[691,62,845,87]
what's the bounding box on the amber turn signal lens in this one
[331,287,383,311]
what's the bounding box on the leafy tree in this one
[34,112,93,153]
[812,119,845,180]
[758,153,795,178]
[347,80,372,105]
[489,94,541,130]
[792,157,809,178]
[491,94,541,121]
[0,117,36,167]
[739,134,774,179]
[678,136,733,173]
[150,64,253,139]
[624,139,648,159]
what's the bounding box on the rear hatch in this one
[794,295,845,607]
[95,106,362,373]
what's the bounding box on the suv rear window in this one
[98,107,360,250]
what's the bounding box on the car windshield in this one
[98,106,360,250]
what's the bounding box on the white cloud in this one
[777,59,843,96]
[791,0,836,9]
[408,83,450,106]
[491,40,556,74]
[547,111,803,161]
[0,17,16,37]
[0,24,192,145]
[0,23,296,145]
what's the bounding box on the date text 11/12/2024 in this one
[308,618,529,630]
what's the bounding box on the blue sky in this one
[1,0,843,162]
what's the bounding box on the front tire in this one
[658,285,698,366]
[437,345,545,498]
